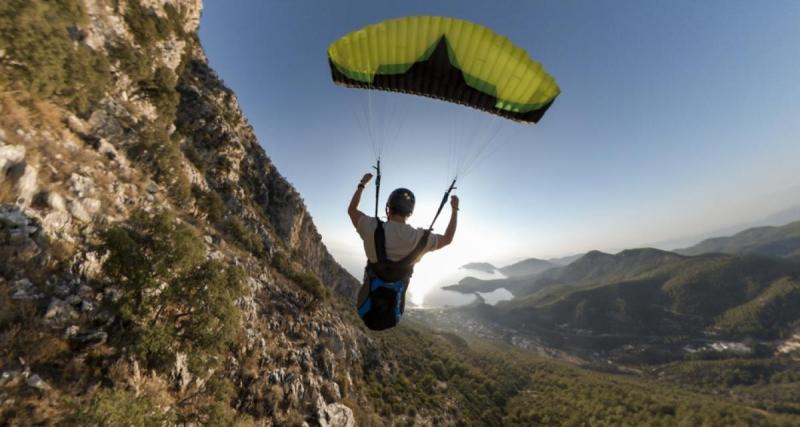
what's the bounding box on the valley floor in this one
[407,309,800,425]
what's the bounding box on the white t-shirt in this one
[356,216,440,263]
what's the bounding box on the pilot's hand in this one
[450,195,460,211]
[359,173,373,186]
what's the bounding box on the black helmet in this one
[387,188,415,216]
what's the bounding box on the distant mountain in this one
[499,258,557,277]
[545,248,685,287]
[707,202,800,239]
[649,203,800,250]
[447,248,684,298]
[756,204,800,227]
[460,262,497,274]
[493,248,686,301]
[443,276,506,294]
[485,253,800,341]
[677,220,800,258]
[548,253,584,266]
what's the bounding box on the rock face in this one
[0,1,379,425]
[0,206,48,279]
[317,396,356,427]
[176,58,358,298]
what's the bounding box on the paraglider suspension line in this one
[429,178,457,231]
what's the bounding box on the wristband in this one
[358,183,365,189]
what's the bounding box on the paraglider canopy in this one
[328,16,560,124]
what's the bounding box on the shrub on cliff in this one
[0,0,110,115]
[123,1,184,45]
[192,185,226,223]
[102,210,245,374]
[226,216,264,255]
[75,388,172,426]
[271,250,329,302]
[127,125,192,203]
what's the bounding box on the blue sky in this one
[199,1,800,300]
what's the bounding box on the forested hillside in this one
[488,252,800,341]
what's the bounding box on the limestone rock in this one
[316,348,336,380]
[177,0,204,33]
[80,300,94,312]
[67,200,92,223]
[321,381,341,403]
[88,107,126,141]
[77,284,94,299]
[64,325,80,338]
[171,352,192,393]
[0,206,45,273]
[69,173,94,198]
[316,395,355,427]
[0,144,25,175]
[82,0,133,50]
[83,198,102,215]
[156,37,186,72]
[44,298,79,326]
[78,251,108,280]
[0,207,33,231]
[146,181,159,194]
[26,374,50,391]
[0,371,23,388]
[11,279,40,300]
[96,138,120,162]
[66,114,88,135]
[45,192,66,212]
[54,284,72,298]
[66,294,82,306]
[41,211,71,232]
[104,286,123,303]
[69,330,108,346]
[285,376,305,407]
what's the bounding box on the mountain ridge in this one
[677,220,800,258]
[460,262,497,274]
[484,253,800,344]
[499,257,557,277]
[446,247,687,297]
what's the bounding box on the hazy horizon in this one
[199,1,800,303]
[335,190,800,278]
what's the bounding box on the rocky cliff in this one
[0,1,380,425]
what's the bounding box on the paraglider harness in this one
[356,160,455,331]
[357,222,429,330]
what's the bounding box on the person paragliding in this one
[348,173,458,330]
[330,16,559,330]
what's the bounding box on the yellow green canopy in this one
[328,16,560,123]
